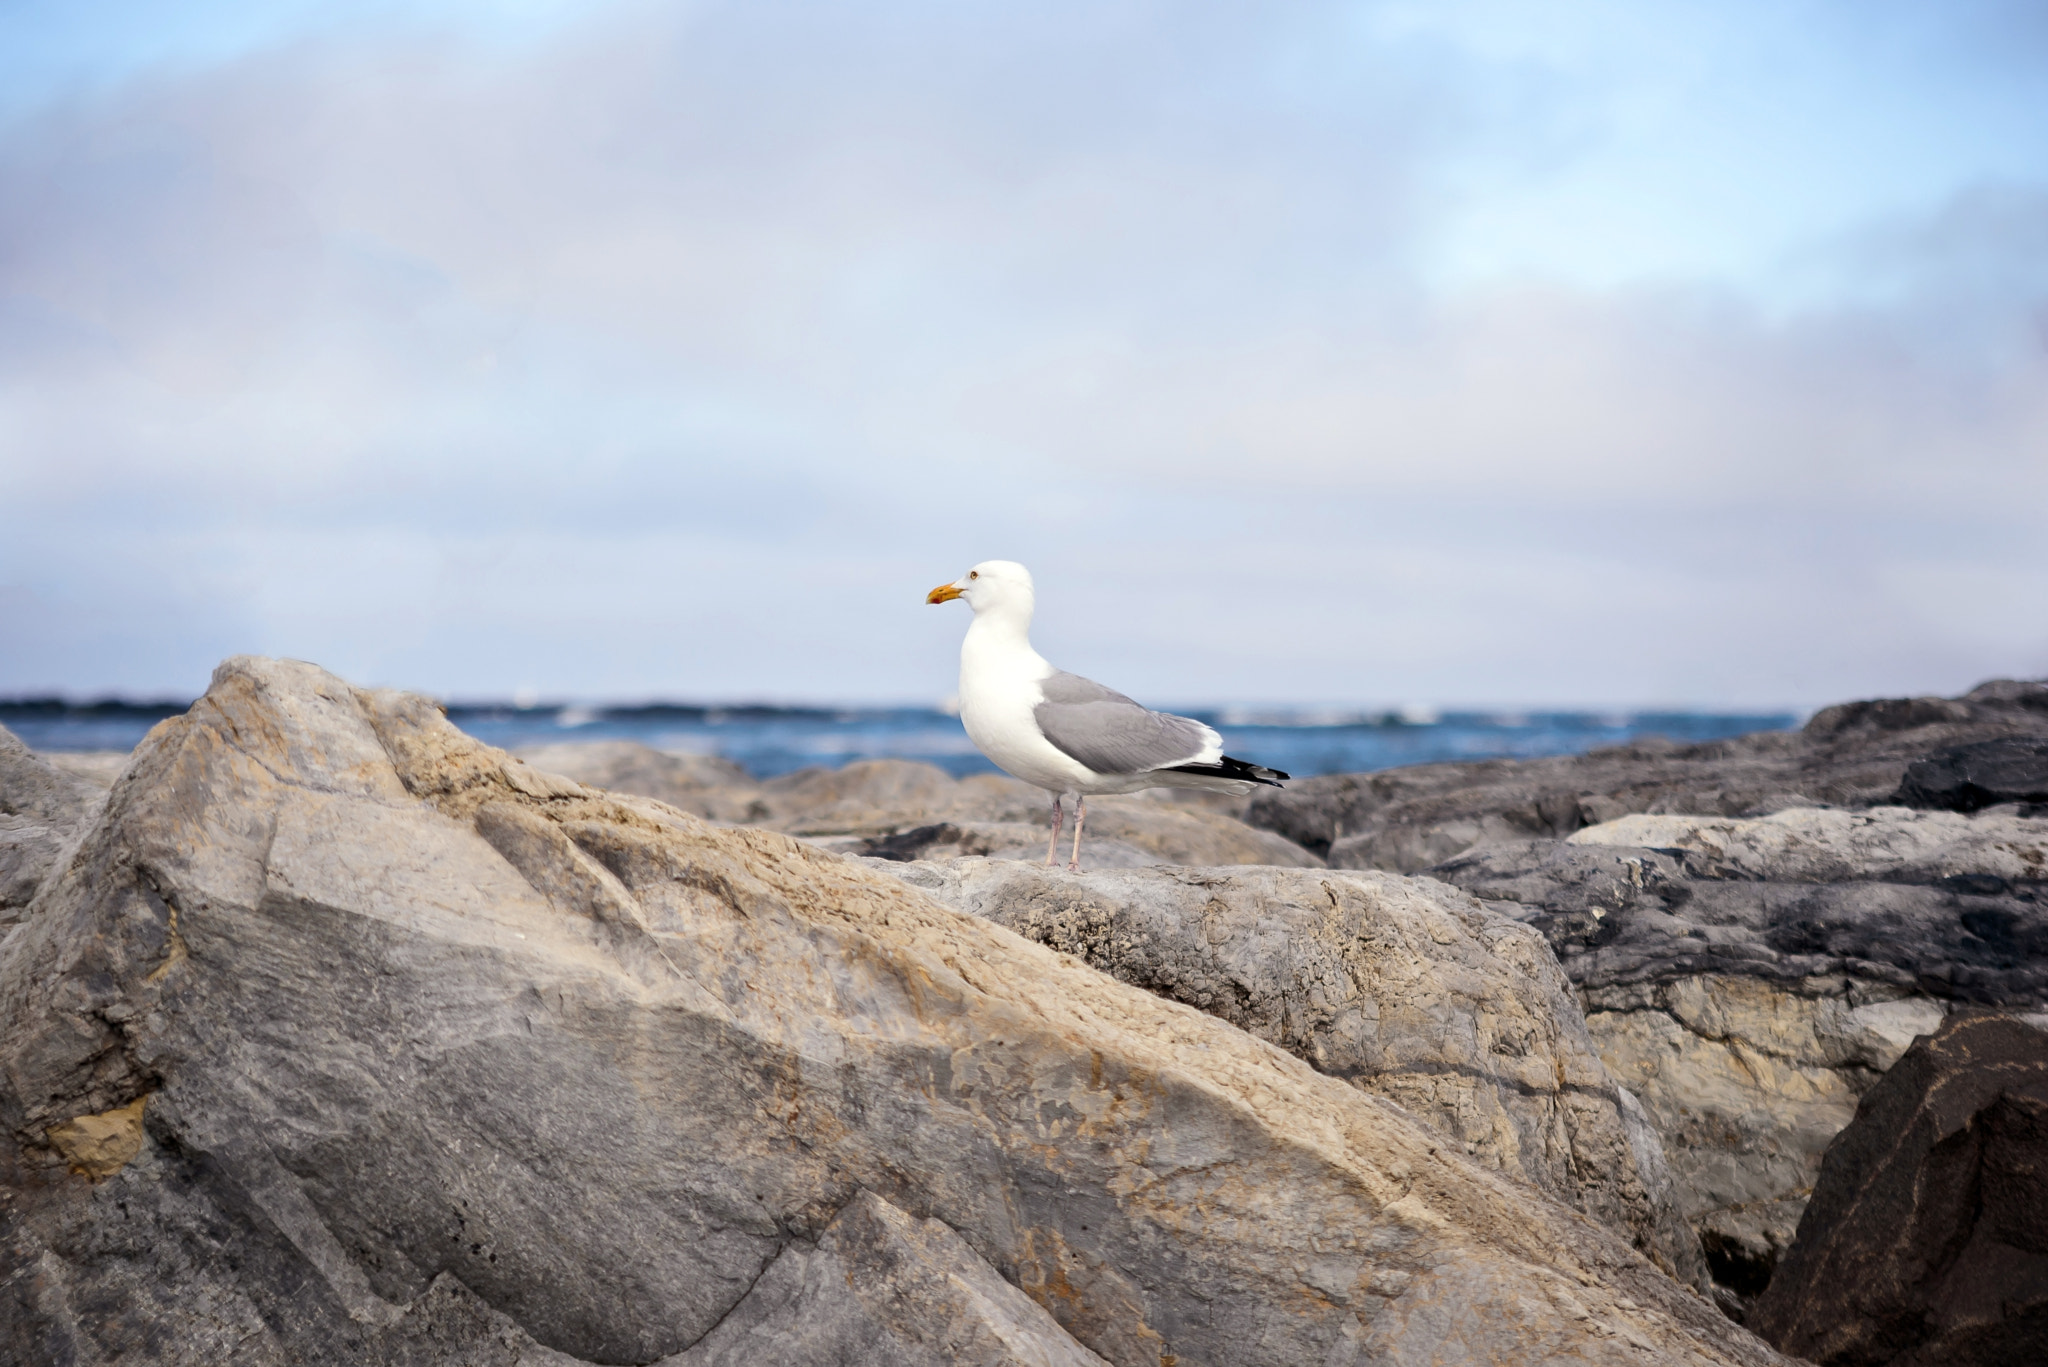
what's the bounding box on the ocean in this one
[2,699,1800,780]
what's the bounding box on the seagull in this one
[927,560,1288,871]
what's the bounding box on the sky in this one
[1,0,2044,708]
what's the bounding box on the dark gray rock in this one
[1434,809,2048,1006]
[1749,1013,2048,1367]
[0,725,106,927]
[859,822,977,861]
[1897,737,2048,813]
[1244,679,2048,867]
[0,1124,591,1367]
[1419,805,2048,1312]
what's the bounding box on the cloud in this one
[1,1,2044,704]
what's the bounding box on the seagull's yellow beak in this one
[926,582,964,605]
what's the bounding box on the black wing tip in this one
[1166,756,1289,787]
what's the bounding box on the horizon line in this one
[0,693,1817,721]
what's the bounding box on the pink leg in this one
[1067,796,1086,872]
[1044,796,1064,866]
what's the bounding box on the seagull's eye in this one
[969,571,979,579]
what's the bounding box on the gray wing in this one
[1033,671,1213,776]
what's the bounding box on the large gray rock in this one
[1243,679,2048,867]
[0,657,1783,1366]
[876,857,1707,1288]
[1428,805,2048,1310]
[0,725,106,927]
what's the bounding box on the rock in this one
[37,751,134,793]
[1553,806,2048,1007]
[1571,977,1927,1313]
[515,740,770,823]
[758,757,975,832]
[1244,679,2048,867]
[667,1189,1110,1366]
[1896,736,2048,813]
[874,857,1707,1287]
[1004,798,1323,869]
[855,821,1166,870]
[42,1095,149,1181]
[1573,805,2048,889]
[0,657,1784,1365]
[1749,1013,2048,1367]
[1426,805,2048,1308]
[763,759,1324,868]
[0,725,106,927]
[514,746,1324,868]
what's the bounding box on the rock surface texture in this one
[519,745,1323,870]
[667,1189,1112,1367]
[1229,678,2048,1313]
[876,857,1706,1287]
[1750,1013,2048,1367]
[0,658,1783,1366]
[0,726,107,929]
[1430,803,2048,1308]
[515,740,769,824]
[1897,736,2048,813]
[35,750,133,794]
[1243,679,2048,867]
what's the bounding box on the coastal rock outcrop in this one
[1233,679,2047,1313]
[0,725,106,928]
[518,744,1322,869]
[1749,1012,2048,1367]
[1430,804,2048,1305]
[1,658,1783,1366]
[1242,679,2048,867]
[875,857,1706,1286]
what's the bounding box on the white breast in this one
[957,625,1095,793]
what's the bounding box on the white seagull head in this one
[926,559,1034,617]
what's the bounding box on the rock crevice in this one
[1749,1013,2048,1367]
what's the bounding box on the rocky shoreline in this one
[4,662,2044,1364]
[1236,681,2048,1317]
[525,676,2048,1320]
